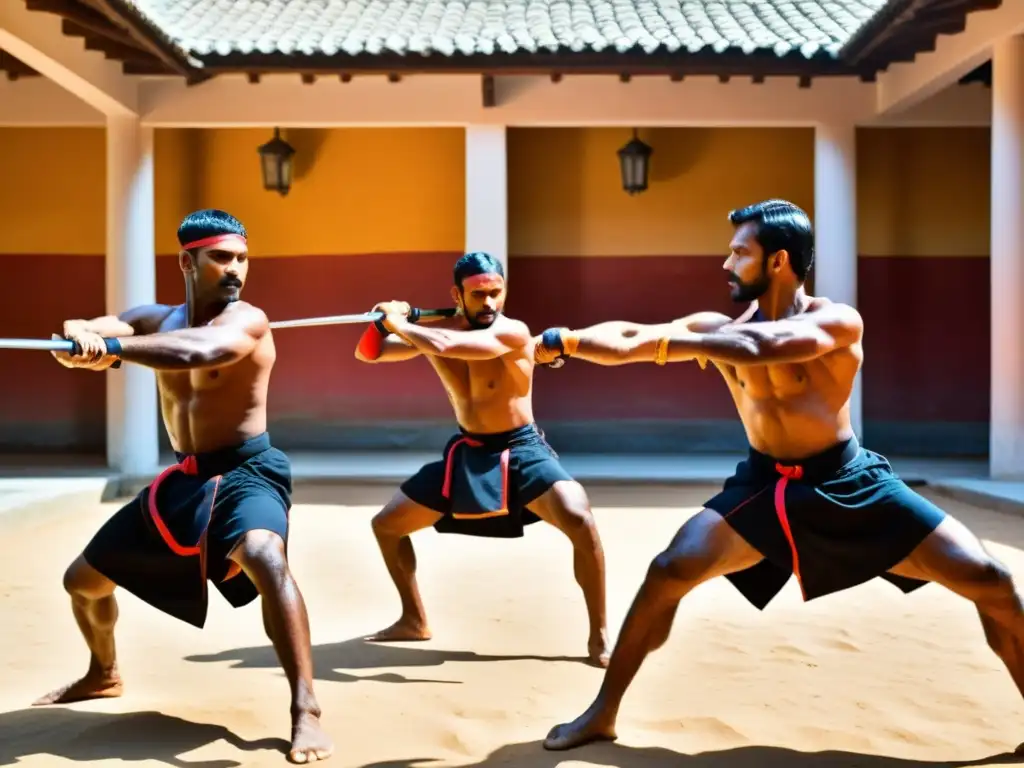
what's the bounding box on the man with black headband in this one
[42,209,333,764]
[355,251,610,667]
[535,199,1024,752]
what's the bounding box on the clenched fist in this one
[50,334,119,371]
[372,301,411,317]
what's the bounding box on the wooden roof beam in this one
[91,0,208,83]
[877,0,1024,114]
[61,17,148,52]
[0,0,137,114]
[481,74,495,107]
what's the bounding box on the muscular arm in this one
[385,317,531,361]
[65,304,175,338]
[559,312,733,366]
[114,303,268,370]
[661,302,863,366]
[355,334,423,364]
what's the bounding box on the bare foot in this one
[588,631,611,668]
[33,671,123,706]
[289,711,333,764]
[365,618,432,642]
[543,705,617,751]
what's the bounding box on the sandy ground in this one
[1,483,1023,768]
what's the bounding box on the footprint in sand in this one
[878,726,932,747]
[771,644,814,659]
[440,729,476,757]
[820,638,862,652]
[647,716,750,743]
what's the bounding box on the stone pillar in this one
[106,115,159,476]
[990,36,1024,479]
[814,122,861,439]
[464,125,508,274]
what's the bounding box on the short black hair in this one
[728,199,814,282]
[177,209,246,250]
[453,252,504,288]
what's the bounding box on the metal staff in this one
[269,306,457,330]
[0,307,460,355]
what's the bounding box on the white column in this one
[464,125,508,274]
[814,122,862,440]
[990,36,1024,480]
[106,115,159,476]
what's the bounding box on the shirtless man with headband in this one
[38,209,332,764]
[354,251,610,666]
[535,199,1024,750]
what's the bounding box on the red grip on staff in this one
[357,323,385,359]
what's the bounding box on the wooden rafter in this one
[0,50,39,80]
[24,0,173,75]
[61,18,148,52]
[481,74,495,107]
[841,0,1005,69]
[91,0,208,82]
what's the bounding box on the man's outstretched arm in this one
[659,302,863,366]
[62,304,176,339]
[53,305,178,370]
[384,315,531,361]
[535,312,733,367]
[112,303,269,370]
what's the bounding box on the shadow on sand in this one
[0,708,288,766]
[184,635,586,685]
[359,740,1024,768]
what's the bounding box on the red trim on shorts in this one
[441,437,510,519]
[720,485,771,520]
[773,462,806,600]
[147,454,223,560]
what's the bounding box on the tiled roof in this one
[122,0,891,61]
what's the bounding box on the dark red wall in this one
[0,253,990,456]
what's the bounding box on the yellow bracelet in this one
[562,329,580,356]
[654,337,669,366]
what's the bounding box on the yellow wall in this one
[0,125,989,259]
[0,127,465,256]
[509,127,815,257]
[0,127,106,255]
[508,126,990,258]
[856,127,989,257]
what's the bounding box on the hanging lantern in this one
[617,128,653,195]
[257,128,296,196]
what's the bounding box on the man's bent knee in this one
[647,548,716,589]
[644,508,761,592]
[372,493,440,539]
[371,509,396,538]
[231,530,288,584]
[969,557,1019,612]
[530,481,596,536]
[63,555,115,601]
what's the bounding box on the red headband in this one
[181,233,247,251]
[461,273,503,290]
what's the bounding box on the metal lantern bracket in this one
[257,127,296,196]
[617,128,653,196]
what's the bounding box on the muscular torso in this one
[424,316,535,434]
[155,304,273,454]
[713,300,862,460]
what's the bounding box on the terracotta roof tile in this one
[124,0,890,61]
